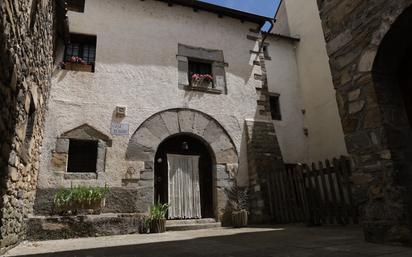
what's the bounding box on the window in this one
[188,60,213,87]
[25,98,36,143]
[263,45,271,60]
[269,94,282,120]
[64,34,96,72]
[66,0,85,12]
[177,44,226,94]
[67,139,98,173]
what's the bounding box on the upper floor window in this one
[188,60,214,88]
[263,45,271,60]
[177,44,227,94]
[63,33,96,72]
[269,94,282,120]
[66,0,85,13]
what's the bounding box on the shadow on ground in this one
[11,226,412,257]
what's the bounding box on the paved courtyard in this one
[5,225,412,257]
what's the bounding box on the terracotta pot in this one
[64,63,93,72]
[150,219,166,233]
[232,210,248,228]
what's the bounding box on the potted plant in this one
[138,216,151,234]
[148,202,169,233]
[61,56,93,72]
[228,183,249,228]
[191,73,213,88]
[53,185,109,215]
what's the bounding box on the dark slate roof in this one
[157,0,273,26]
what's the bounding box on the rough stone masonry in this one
[317,0,412,245]
[0,0,55,254]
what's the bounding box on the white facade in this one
[37,0,347,211]
[39,0,268,190]
[282,0,348,162]
[265,0,348,164]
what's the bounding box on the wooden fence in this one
[268,157,359,225]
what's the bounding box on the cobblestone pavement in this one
[5,225,412,257]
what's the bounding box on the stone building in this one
[0,0,66,253]
[32,0,347,230]
[317,0,412,245]
[0,0,352,249]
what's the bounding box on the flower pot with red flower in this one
[191,73,213,88]
[61,56,93,72]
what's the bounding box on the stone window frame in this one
[177,44,228,94]
[54,124,111,180]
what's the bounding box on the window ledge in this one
[183,85,222,94]
[63,63,93,73]
[64,172,98,180]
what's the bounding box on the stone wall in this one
[317,0,412,245]
[0,0,54,253]
[246,31,286,223]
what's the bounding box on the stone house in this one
[33,0,348,228]
[0,0,67,253]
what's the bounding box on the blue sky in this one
[200,0,281,18]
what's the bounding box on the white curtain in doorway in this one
[167,154,201,219]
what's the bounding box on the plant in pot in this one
[53,185,109,215]
[148,202,169,233]
[60,56,93,72]
[228,183,249,228]
[191,73,213,88]
[138,215,151,234]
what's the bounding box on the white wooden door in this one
[167,154,201,219]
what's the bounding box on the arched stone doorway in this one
[371,5,412,240]
[155,133,214,219]
[126,109,239,221]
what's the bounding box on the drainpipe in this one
[258,0,283,53]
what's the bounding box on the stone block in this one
[51,152,67,171]
[349,100,365,114]
[126,140,155,161]
[211,134,234,153]
[216,165,229,180]
[131,127,160,150]
[203,121,225,144]
[144,115,170,141]
[216,148,238,164]
[160,110,179,135]
[178,109,195,133]
[348,88,361,102]
[55,138,69,153]
[193,112,211,136]
[358,49,377,72]
[8,166,19,182]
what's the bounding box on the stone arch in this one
[126,108,238,165]
[126,108,239,222]
[369,5,412,241]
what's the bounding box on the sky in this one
[199,0,281,31]
[200,0,281,18]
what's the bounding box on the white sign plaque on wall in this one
[111,123,129,136]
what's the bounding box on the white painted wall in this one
[266,37,307,163]
[281,0,347,162]
[38,0,275,188]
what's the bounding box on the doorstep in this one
[166,218,221,231]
